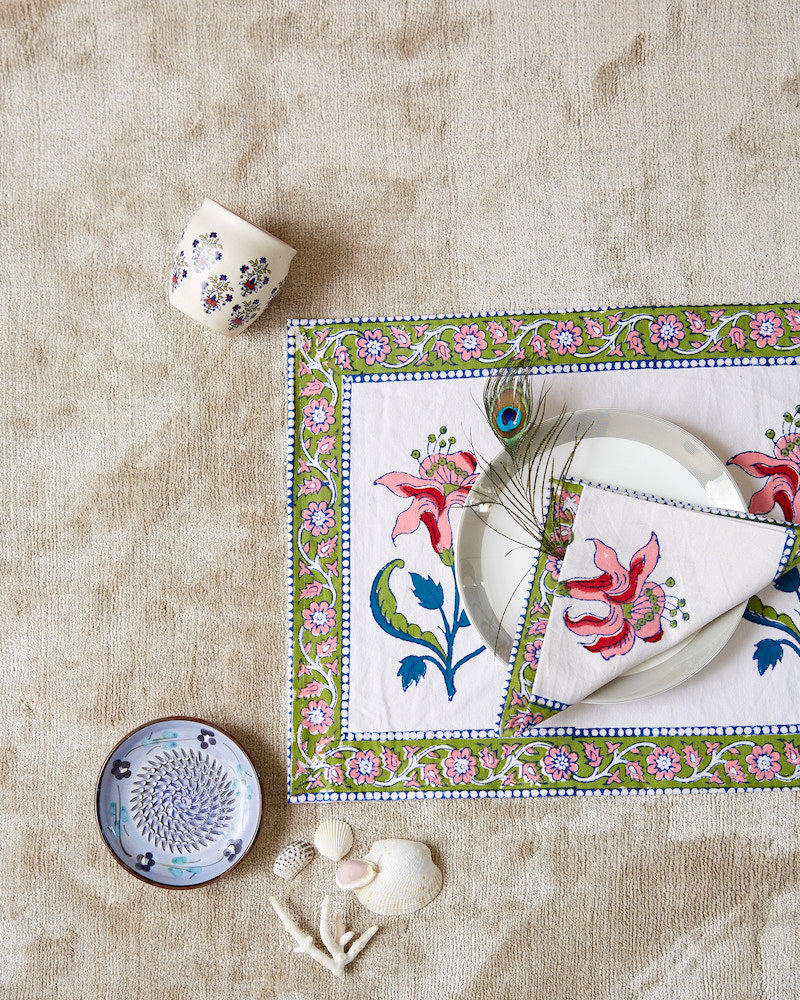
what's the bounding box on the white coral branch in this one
[269,895,378,978]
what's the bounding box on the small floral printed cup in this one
[169,198,296,337]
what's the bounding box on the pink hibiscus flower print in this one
[301,501,335,537]
[749,310,783,348]
[561,533,672,659]
[727,408,800,521]
[300,699,333,735]
[347,749,381,785]
[443,747,477,784]
[649,314,685,351]
[745,743,781,780]
[549,320,583,356]
[355,328,391,365]
[302,601,336,636]
[523,639,543,666]
[645,745,681,780]
[453,324,487,362]
[545,554,562,579]
[542,745,579,780]
[375,431,478,556]
[302,397,335,434]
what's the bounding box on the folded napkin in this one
[528,481,800,713]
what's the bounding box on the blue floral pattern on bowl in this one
[96,717,262,889]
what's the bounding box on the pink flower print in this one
[562,533,668,659]
[523,639,543,667]
[453,324,487,362]
[607,312,622,329]
[302,601,336,636]
[649,314,685,351]
[390,325,411,348]
[585,317,603,338]
[729,326,746,349]
[521,761,541,784]
[381,747,400,772]
[299,477,323,496]
[479,747,498,769]
[728,429,800,521]
[724,760,747,783]
[549,320,583,356]
[298,679,323,697]
[626,761,644,781]
[347,749,381,785]
[301,501,335,537]
[302,397,335,434]
[333,345,352,370]
[328,766,345,786]
[749,310,783,348]
[530,334,548,358]
[645,745,681,780]
[785,742,800,765]
[542,745,579,781]
[683,745,702,768]
[317,635,337,656]
[746,743,781,780]
[300,699,333,735]
[301,378,325,397]
[584,742,603,767]
[434,341,451,362]
[487,321,508,344]
[299,580,324,599]
[317,435,336,454]
[443,747,477,784]
[375,449,478,555]
[423,763,442,785]
[545,554,562,579]
[625,327,647,355]
[200,274,233,313]
[507,710,538,735]
[710,309,726,324]
[685,311,706,335]
[356,328,391,365]
[787,309,800,333]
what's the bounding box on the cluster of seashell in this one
[273,819,354,880]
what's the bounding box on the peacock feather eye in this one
[491,386,528,439]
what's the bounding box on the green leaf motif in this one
[747,595,800,641]
[370,559,446,659]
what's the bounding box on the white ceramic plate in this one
[455,409,747,703]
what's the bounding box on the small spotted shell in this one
[273,841,314,880]
[313,819,354,862]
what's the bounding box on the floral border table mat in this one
[287,303,800,801]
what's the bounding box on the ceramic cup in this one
[169,199,296,337]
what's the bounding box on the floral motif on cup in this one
[192,232,223,272]
[443,747,477,784]
[301,500,335,537]
[355,329,391,366]
[745,743,781,780]
[301,699,334,735]
[645,745,681,780]
[135,851,156,872]
[200,275,233,313]
[347,749,381,785]
[228,299,262,332]
[268,276,286,304]
[170,250,188,290]
[649,314,685,351]
[542,745,579,780]
[453,324,487,361]
[302,601,336,636]
[239,257,271,295]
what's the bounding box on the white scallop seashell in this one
[343,840,442,916]
[313,819,354,862]
[273,841,314,880]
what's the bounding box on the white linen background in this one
[347,361,800,733]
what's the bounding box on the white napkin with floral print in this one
[530,481,800,710]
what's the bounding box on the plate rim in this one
[95,715,264,890]
[455,407,747,705]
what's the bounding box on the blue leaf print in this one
[774,566,800,594]
[754,638,784,675]
[398,655,427,691]
[409,573,445,610]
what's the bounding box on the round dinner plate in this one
[96,717,262,888]
[455,409,747,704]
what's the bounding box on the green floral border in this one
[287,303,800,801]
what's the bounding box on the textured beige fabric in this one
[2,1,800,997]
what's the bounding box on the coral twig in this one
[269,895,378,977]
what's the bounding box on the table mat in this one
[287,303,800,801]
